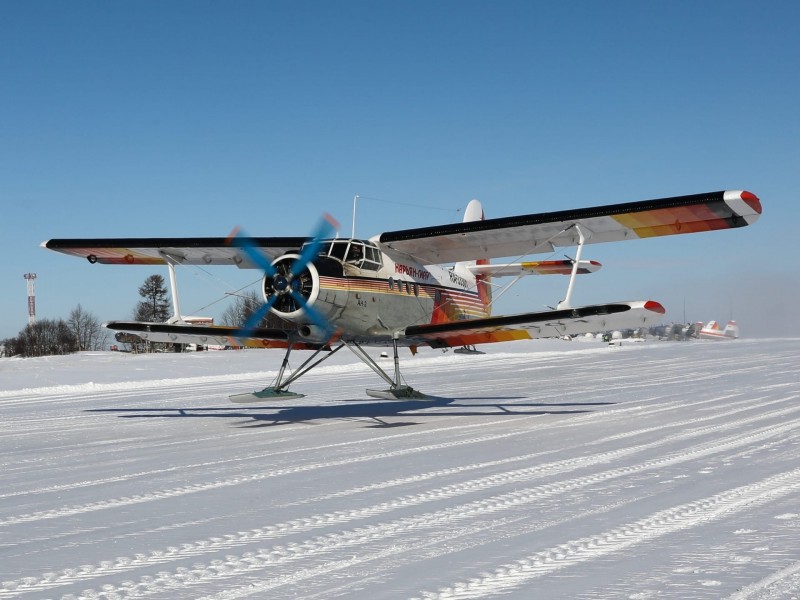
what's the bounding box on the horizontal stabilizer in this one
[468,259,601,277]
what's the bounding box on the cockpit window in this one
[319,239,383,271]
[326,240,348,261]
[346,242,364,263]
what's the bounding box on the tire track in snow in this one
[2,378,792,506]
[4,393,796,530]
[5,409,799,598]
[192,499,644,600]
[131,428,800,600]
[725,560,800,599]
[411,468,800,600]
[0,416,546,528]
[0,370,279,402]
[291,393,798,507]
[1,397,558,502]
[0,414,521,500]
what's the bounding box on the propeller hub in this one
[273,274,290,293]
[259,253,323,323]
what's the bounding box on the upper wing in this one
[377,190,761,264]
[42,236,309,267]
[402,300,665,348]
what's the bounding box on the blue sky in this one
[2,1,798,341]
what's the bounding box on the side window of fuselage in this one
[360,243,383,271]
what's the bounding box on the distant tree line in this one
[1,273,284,358]
[1,304,107,357]
[2,274,171,358]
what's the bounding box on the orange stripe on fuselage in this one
[318,275,488,324]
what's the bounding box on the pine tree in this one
[133,274,172,322]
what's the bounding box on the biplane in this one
[44,190,761,400]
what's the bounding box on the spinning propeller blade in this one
[241,293,279,332]
[227,227,276,275]
[289,290,331,334]
[228,213,340,339]
[290,214,339,278]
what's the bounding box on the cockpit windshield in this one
[315,239,383,271]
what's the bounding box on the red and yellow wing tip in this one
[738,190,762,214]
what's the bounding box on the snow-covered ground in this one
[1,338,799,599]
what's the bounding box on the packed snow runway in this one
[1,338,799,599]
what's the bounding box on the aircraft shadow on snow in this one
[86,397,615,429]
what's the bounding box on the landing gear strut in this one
[346,335,427,400]
[229,333,427,403]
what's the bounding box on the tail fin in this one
[723,320,740,338]
[455,199,492,316]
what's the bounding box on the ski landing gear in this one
[347,335,428,400]
[229,333,427,403]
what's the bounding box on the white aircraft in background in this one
[44,190,761,400]
[698,320,740,340]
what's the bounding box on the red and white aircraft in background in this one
[698,320,740,340]
[44,190,761,400]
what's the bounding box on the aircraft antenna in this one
[352,194,359,238]
[24,273,37,325]
[351,194,461,238]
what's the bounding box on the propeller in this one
[228,214,340,338]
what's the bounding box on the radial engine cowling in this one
[261,254,345,336]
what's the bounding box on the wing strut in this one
[157,249,190,324]
[557,224,589,310]
[484,222,586,312]
[165,262,184,324]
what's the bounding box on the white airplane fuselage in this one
[273,237,490,341]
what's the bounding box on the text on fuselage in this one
[394,263,431,281]
[448,271,469,288]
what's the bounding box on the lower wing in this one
[104,322,329,350]
[106,300,663,350]
[402,300,665,348]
